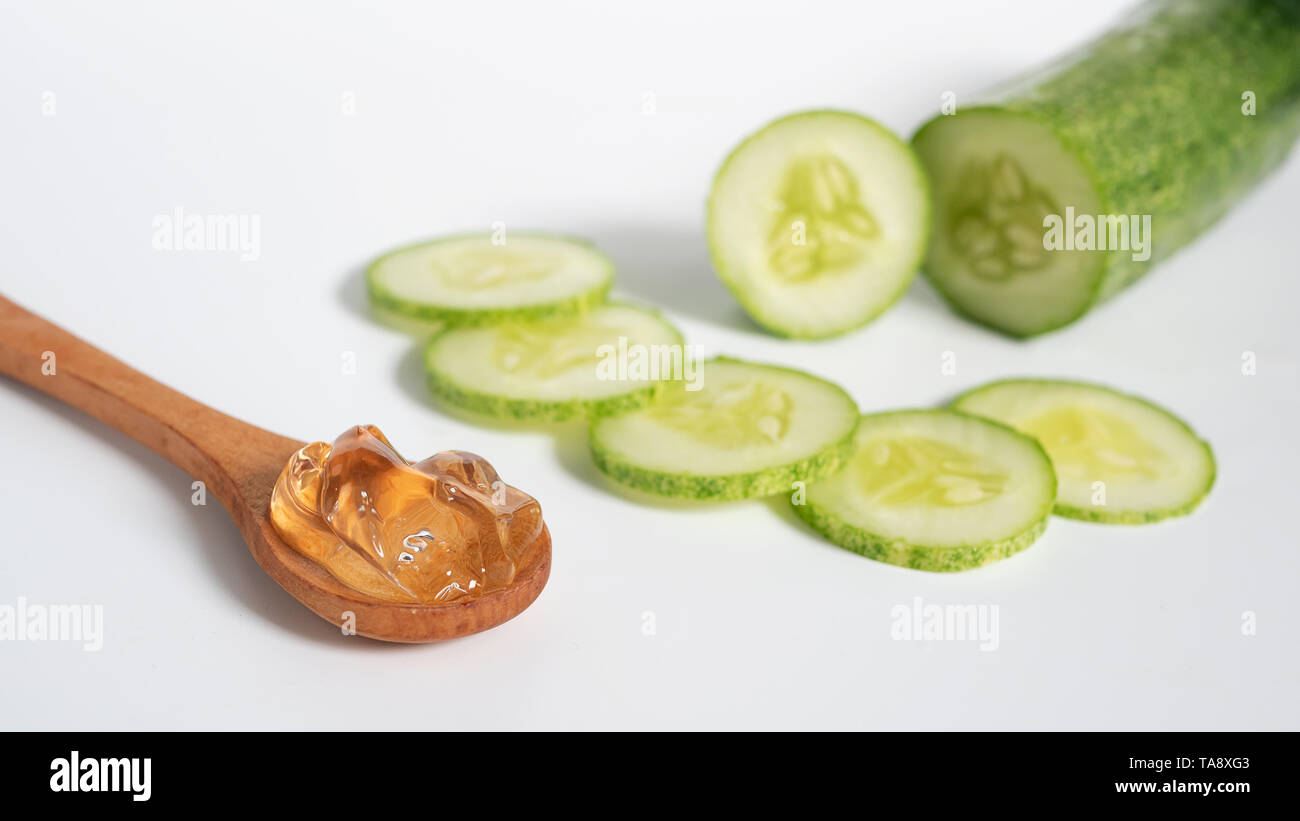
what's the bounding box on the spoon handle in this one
[0,294,299,507]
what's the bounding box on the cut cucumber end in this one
[589,357,860,500]
[952,379,1215,524]
[912,107,1106,338]
[424,304,685,422]
[707,110,930,339]
[366,232,614,325]
[795,409,1056,571]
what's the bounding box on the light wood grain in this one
[0,294,551,642]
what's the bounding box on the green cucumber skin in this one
[366,232,614,326]
[1051,497,1208,526]
[792,409,1056,571]
[915,0,1300,337]
[951,378,1217,524]
[426,371,664,423]
[707,109,931,340]
[794,501,1048,572]
[590,427,857,501]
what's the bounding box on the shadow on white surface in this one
[585,224,765,334]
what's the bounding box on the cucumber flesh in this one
[952,379,1215,524]
[367,233,613,325]
[708,110,929,338]
[913,111,1103,336]
[912,0,1300,337]
[424,304,685,421]
[794,410,1055,571]
[589,357,859,500]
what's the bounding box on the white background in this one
[1,0,1296,730]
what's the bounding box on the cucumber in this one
[424,304,685,422]
[913,0,1300,337]
[707,110,930,338]
[367,233,613,325]
[589,357,859,500]
[793,410,1055,571]
[952,379,1215,524]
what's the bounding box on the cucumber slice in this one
[589,357,859,500]
[367,233,613,325]
[424,304,685,421]
[794,410,1056,571]
[952,379,1215,524]
[912,0,1300,337]
[707,110,930,339]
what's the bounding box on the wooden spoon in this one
[0,295,551,643]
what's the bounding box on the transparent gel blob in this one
[269,425,544,604]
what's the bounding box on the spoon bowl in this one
[0,295,551,642]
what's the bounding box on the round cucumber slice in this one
[912,109,1105,338]
[707,110,930,339]
[367,233,613,325]
[589,357,859,500]
[424,304,685,422]
[794,410,1056,571]
[952,379,1215,524]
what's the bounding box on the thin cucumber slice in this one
[589,357,859,500]
[707,110,930,339]
[952,379,1215,524]
[424,304,685,422]
[794,410,1056,571]
[367,233,613,325]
